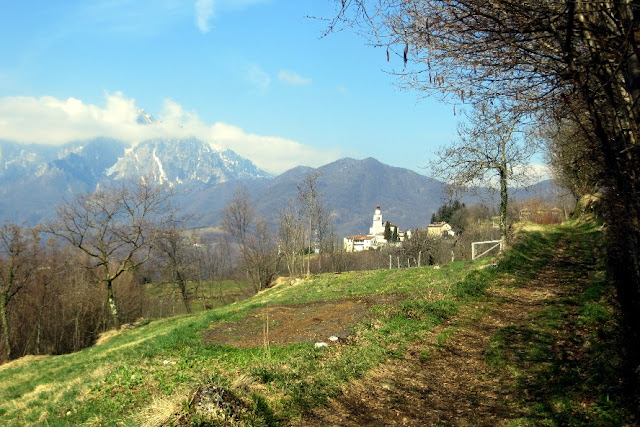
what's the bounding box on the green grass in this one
[0,253,487,425]
[485,222,630,425]
[0,221,633,425]
[143,279,255,315]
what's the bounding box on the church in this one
[343,206,409,252]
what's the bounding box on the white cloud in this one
[194,0,215,33]
[208,123,340,174]
[0,93,340,174]
[193,0,268,33]
[246,64,272,92]
[278,70,312,86]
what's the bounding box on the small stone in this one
[328,336,339,342]
[314,342,328,349]
[163,360,170,365]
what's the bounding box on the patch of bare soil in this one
[203,296,398,348]
[296,243,590,426]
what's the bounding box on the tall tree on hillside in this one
[298,171,323,276]
[0,224,40,360]
[223,186,281,291]
[45,180,174,329]
[154,221,198,313]
[431,103,537,243]
[277,202,305,277]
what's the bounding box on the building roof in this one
[346,234,374,240]
[428,222,449,227]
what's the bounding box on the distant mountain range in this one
[0,137,555,236]
[0,137,269,225]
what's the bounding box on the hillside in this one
[0,221,632,425]
[180,157,558,237]
[182,157,451,236]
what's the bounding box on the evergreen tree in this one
[384,221,392,241]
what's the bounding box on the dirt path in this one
[296,237,593,426]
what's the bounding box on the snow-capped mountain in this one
[0,141,59,181]
[106,137,269,186]
[0,137,270,225]
[136,109,156,125]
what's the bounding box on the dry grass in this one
[0,355,49,371]
[133,388,192,427]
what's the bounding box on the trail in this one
[298,230,598,426]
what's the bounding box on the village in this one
[343,205,454,252]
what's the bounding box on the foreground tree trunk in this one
[499,169,508,246]
[106,279,120,330]
[1,293,11,360]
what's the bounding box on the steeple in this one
[370,205,384,235]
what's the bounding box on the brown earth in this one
[203,295,399,348]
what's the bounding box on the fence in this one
[471,239,503,260]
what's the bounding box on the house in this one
[343,234,377,252]
[427,222,455,237]
[343,206,409,252]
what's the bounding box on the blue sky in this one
[0,0,467,174]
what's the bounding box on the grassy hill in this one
[0,222,634,425]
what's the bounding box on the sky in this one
[0,0,529,177]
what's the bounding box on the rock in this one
[314,342,328,349]
[328,336,339,343]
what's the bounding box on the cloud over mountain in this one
[0,92,340,174]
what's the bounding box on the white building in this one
[343,205,408,252]
[343,234,377,252]
[427,222,455,237]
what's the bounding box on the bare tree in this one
[277,202,305,277]
[542,114,603,203]
[0,224,40,360]
[297,171,324,276]
[45,180,174,329]
[223,186,281,291]
[431,103,537,243]
[154,222,198,313]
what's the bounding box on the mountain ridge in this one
[0,138,555,236]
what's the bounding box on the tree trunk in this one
[177,276,191,314]
[106,280,121,329]
[307,218,312,276]
[1,292,11,360]
[499,169,508,246]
